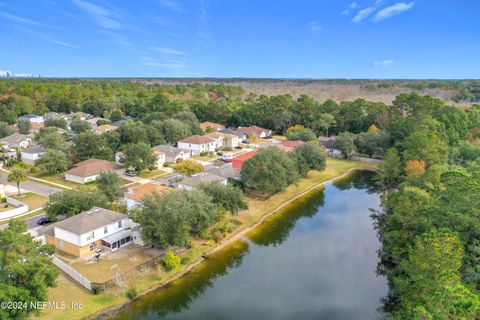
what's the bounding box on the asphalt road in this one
[0,173,59,197]
[24,213,46,229]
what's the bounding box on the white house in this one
[177,172,228,191]
[177,135,216,155]
[20,145,47,165]
[64,159,123,184]
[152,149,166,169]
[39,207,140,258]
[19,114,44,124]
[152,145,190,163]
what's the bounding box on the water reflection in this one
[110,171,387,320]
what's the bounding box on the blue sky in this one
[0,0,478,78]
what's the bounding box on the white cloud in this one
[0,11,47,27]
[373,59,394,66]
[14,27,79,48]
[140,56,187,70]
[153,47,185,55]
[73,0,122,30]
[156,0,184,13]
[309,21,322,32]
[374,2,415,21]
[341,2,358,16]
[352,7,374,23]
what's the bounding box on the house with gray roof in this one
[20,145,47,165]
[0,133,32,149]
[177,172,227,191]
[38,207,141,258]
[152,144,191,163]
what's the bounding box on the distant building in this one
[64,159,123,184]
[94,124,117,135]
[19,114,44,124]
[200,121,225,132]
[177,135,216,155]
[219,128,247,142]
[0,133,32,149]
[205,132,241,149]
[318,136,341,157]
[281,140,305,152]
[206,165,241,180]
[21,145,47,165]
[152,145,190,163]
[236,126,272,139]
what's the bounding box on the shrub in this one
[200,151,208,156]
[163,250,181,271]
[125,287,138,300]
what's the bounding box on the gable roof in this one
[236,125,270,135]
[21,145,46,154]
[219,128,245,138]
[179,135,216,145]
[318,136,337,149]
[206,166,241,180]
[95,124,117,132]
[152,145,186,158]
[65,159,122,177]
[53,207,127,235]
[281,140,305,151]
[0,133,31,146]
[127,183,173,201]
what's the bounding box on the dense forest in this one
[1,79,480,318]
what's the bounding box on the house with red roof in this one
[281,140,305,152]
[177,135,217,155]
[232,150,258,169]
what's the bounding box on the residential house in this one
[281,140,305,152]
[86,117,108,126]
[64,159,123,184]
[43,112,64,121]
[39,207,138,258]
[318,136,342,157]
[152,145,190,163]
[206,165,241,180]
[232,150,258,169]
[152,148,166,169]
[200,121,225,132]
[62,112,90,121]
[0,133,32,149]
[125,183,172,210]
[30,122,45,133]
[94,124,117,135]
[177,172,227,190]
[19,114,44,124]
[219,128,247,142]
[177,135,216,155]
[205,132,240,149]
[21,145,47,165]
[236,125,272,139]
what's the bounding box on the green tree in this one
[44,118,68,129]
[123,142,157,173]
[241,147,299,195]
[335,131,357,158]
[285,126,317,141]
[0,220,58,320]
[110,109,124,122]
[198,182,248,214]
[35,128,66,150]
[45,190,108,220]
[403,131,449,166]
[17,119,31,134]
[174,159,204,177]
[74,131,112,161]
[96,170,125,202]
[7,166,27,195]
[0,121,14,138]
[375,148,402,188]
[70,117,92,133]
[35,149,70,173]
[291,142,327,177]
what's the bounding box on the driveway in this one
[24,213,46,229]
[0,173,59,197]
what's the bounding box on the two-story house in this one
[40,207,139,258]
[177,135,216,155]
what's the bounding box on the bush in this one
[125,287,138,300]
[163,250,181,271]
[29,166,39,174]
[200,151,208,156]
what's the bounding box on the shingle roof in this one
[236,125,270,135]
[0,133,31,146]
[179,173,226,187]
[200,121,225,130]
[152,145,185,158]
[53,207,127,235]
[21,145,46,154]
[219,128,245,138]
[65,159,123,178]
[95,124,117,132]
[179,135,216,145]
[127,183,173,201]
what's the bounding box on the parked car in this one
[125,171,137,177]
[36,217,51,225]
[221,153,234,163]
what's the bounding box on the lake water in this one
[110,171,387,320]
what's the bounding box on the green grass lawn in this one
[12,192,48,210]
[35,158,376,320]
[32,172,78,189]
[191,154,218,161]
[138,169,170,179]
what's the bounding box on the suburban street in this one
[0,172,59,197]
[24,213,46,229]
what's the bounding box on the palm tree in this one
[8,167,27,195]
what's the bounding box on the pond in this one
[109,171,387,320]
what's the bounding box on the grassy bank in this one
[33,158,376,320]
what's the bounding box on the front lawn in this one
[32,172,78,189]
[11,192,48,210]
[138,169,170,179]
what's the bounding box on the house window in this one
[90,243,97,251]
[118,220,122,228]
[104,226,108,234]
[86,231,95,241]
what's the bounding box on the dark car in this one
[36,217,51,225]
